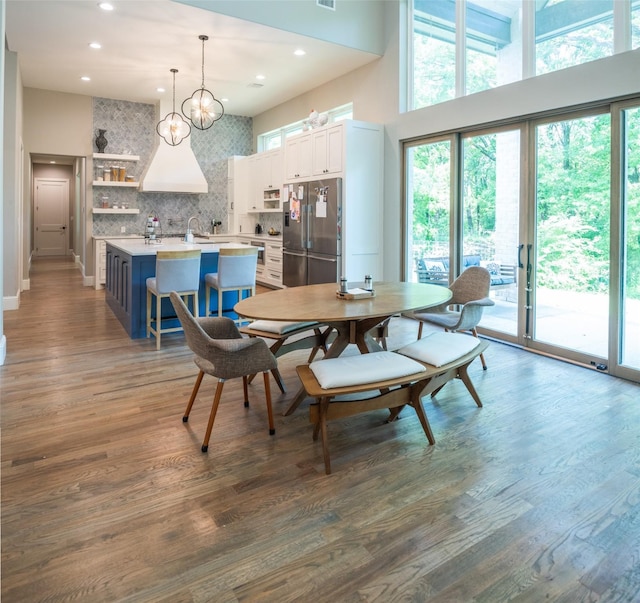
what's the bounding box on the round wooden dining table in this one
[234,281,452,414]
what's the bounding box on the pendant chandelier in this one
[156,68,191,146]
[182,35,224,130]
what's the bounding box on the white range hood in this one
[139,100,208,194]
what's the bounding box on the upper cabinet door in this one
[312,124,344,176]
[285,134,312,180]
[324,124,343,175]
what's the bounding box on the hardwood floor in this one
[2,257,640,602]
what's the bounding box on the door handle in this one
[517,243,524,268]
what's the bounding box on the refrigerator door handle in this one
[305,202,311,249]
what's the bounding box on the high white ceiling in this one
[5,0,380,118]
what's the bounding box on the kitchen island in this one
[105,238,258,339]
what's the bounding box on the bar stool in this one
[146,249,202,350]
[204,247,258,323]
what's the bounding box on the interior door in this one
[35,178,69,256]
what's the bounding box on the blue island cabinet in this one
[105,243,247,339]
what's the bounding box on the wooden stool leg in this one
[146,289,152,338]
[263,371,275,435]
[155,294,161,350]
[202,380,224,452]
[183,370,205,421]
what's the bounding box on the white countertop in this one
[237,233,283,242]
[92,235,144,240]
[106,237,260,256]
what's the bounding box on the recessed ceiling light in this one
[98,2,114,10]
[157,87,165,93]
[49,161,56,164]
[256,74,266,80]
[220,97,229,102]
[81,76,91,81]
[89,42,102,49]
[294,49,306,56]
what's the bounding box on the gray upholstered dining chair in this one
[204,247,258,323]
[405,266,494,369]
[146,249,202,350]
[170,291,281,452]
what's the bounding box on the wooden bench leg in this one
[457,364,483,407]
[318,397,332,475]
[263,371,275,435]
[410,385,436,445]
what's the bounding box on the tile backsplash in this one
[91,97,254,237]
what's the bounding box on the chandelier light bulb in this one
[182,34,224,130]
[156,69,191,146]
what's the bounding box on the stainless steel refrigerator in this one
[282,178,342,287]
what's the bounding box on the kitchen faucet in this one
[185,216,202,242]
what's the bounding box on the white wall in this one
[178,0,387,55]
[0,0,5,365]
[22,88,92,278]
[254,2,640,281]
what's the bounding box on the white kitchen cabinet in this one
[94,238,107,289]
[239,235,283,288]
[227,155,247,235]
[230,156,256,235]
[257,149,282,190]
[284,121,348,181]
[252,150,283,212]
[311,124,343,176]
[262,238,283,288]
[284,134,312,180]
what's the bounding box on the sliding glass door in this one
[619,105,640,372]
[404,100,640,383]
[531,113,611,361]
[462,128,521,338]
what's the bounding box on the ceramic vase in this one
[95,129,108,153]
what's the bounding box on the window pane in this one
[633,0,640,49]
[462,129,520,336]
[466,0,522,96]
[412,0,456,109]
[406,140,451,283]
[536,0,614,76]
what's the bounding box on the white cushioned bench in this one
[296,332,488,474]
[240,320,333,393]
